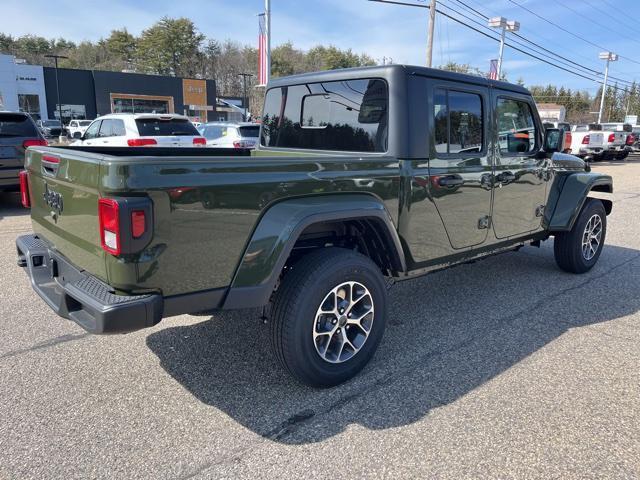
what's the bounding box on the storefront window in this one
[112,96,172,114]
[18,94,41,120]
[54,104,87,123]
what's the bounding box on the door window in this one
[433,89,483,155]
[83,120,101,139]
[496,98,537,154]
[98,119,114,137]
[112,119,126,136]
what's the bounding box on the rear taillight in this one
[19,171,30,208]
[608,133,615,143]
[564,132,572,149]
[193,137,206,146]
[582,135,590,145]
[98,198,121,255]
[131,210,146,238]
[626,134,634,146]
[127,138,158,147]
[22,138,48,148]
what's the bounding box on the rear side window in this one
[433,89,483,154]
[201,125,227,140]
[0,114,38,137]
[261,78,388,152]
[496,98,537,154]
[239,126,259,138]
[135,118,199,136]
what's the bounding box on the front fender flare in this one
[544,172,613,232]
[223,194,405,309]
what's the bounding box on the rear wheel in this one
[270,248,387,388]
[554,199,606,273]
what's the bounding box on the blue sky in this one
[4,0,640,94]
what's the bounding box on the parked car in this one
[16,65,613,388]
[197,122,260,148]
[599,125,628,160]
[70,113,206,147]
[36,119,64,138]
[66,119,93,139]
[568,124,604,161]
[0,111,47,192]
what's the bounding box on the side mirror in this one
[543,127,564,154]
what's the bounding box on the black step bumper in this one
[16,234,163,333]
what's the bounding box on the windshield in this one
[43,120,61,127]
[79,120,92,126]
[239,126,260,138]
[135,118,199,136]
[0,114,39,137]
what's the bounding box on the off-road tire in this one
[270,247,387,388]
[554,198,606,274]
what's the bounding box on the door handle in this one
[497,171,516,184]
[437,175,464,187]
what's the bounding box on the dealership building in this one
[0,53,218,123]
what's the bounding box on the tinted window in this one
[112,119,126,136]
[43,120,61,127]
[496,98,537,154]
[79,120,92,127]
[239,126,260,138]
[433,89,483,154]
[201,125,227,140]
[261,78,388,152]
[99,119,114,137]
[0,114,38,137]
[135,118,199,136]
[84,120,101,139]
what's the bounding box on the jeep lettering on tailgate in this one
[43,183,63,214]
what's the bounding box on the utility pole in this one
[598,52,618,124]
[488,17,519,79]
[265,0,271,85]
[44,54,68,141]
[368,0,436,68]
[426,0,436,68]
[238,73,254,121]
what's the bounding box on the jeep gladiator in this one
[16,65,613,387]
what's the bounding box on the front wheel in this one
[270,248,388,388]
[554,199,607,273]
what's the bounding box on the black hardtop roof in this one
[267,64,530,95]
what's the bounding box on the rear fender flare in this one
[224,194,405,309]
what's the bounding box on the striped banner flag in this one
[258,13,268,86]
[488,59,498,80]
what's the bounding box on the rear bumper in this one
[16,234,163,333]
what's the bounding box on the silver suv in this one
[197,122,260,149]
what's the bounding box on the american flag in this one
[258,13,268,86]
[488,59,498,80]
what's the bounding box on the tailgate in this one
[589,133,603,147]
[25,147,107,281]
[614,132,627,146]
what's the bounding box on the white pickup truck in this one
[569,124,604,161]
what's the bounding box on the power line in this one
[451,0,636,88]
[554,2,640,48]
[505,0,640,67]
[368,0,635,94]
[438,1,633,88]
[582,0,639,33]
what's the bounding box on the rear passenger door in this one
[81,120,101,146]
[428,83,493,249]
[492,94,547,238]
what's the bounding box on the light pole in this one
[44,54,68,140]
[265,0,271,85]
[238,73,254,121]
[597,52,618,124]
[488,17,519,79]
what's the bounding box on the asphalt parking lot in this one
[0,158,639,479]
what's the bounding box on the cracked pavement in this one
[0,158,639,479]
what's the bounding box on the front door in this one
[492,94,547,238]
[428,84,493,249]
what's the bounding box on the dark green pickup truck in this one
[17,65,612,387]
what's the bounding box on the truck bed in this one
[24,146,400,300]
